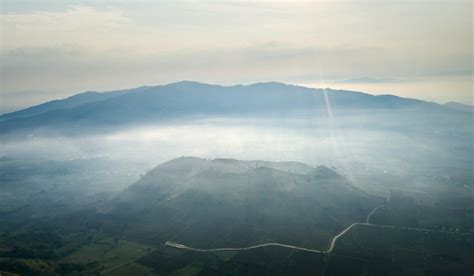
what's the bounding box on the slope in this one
[108,157,382,250]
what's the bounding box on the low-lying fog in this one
[0,111,471,215]
[1,118,450,168]
[3,115,471,180]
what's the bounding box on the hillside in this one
[0,88,137,122]
[0,81,456,135]
[444,102,474,113]
[108,157,382,250]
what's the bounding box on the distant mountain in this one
[0,81,455,135]
[108,157,381,250]
[0,86,150,122]
[444,102,474,113]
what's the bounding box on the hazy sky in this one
[0,1,472,112]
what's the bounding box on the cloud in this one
[0,5,131,51]
[0,2,472,109]
[335,77,401,84]
[0,42,384,97]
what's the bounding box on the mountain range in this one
[1,81,466,135]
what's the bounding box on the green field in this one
[328,224,474,275]
[64,237,153,273]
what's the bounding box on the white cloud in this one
[1,6,131,51]
[0,2,472,110]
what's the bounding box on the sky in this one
[0,0,472,113]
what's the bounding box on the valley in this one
[0,82,472,275]
[2,1,472,274]
[1,157,472,275]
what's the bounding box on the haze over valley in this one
[1,1,472,275]
[0,81,473,275]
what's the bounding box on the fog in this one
[0,117,437,168]
[2,115,471,199]
[1,114,473,274]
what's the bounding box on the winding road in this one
[165,241,324,254]
[164,191,465,255]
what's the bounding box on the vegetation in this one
[0,157,472,275]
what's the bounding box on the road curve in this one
[164,191,466,255]
[165,221,370,255]
[366,205,384,223]
[165,241,324,254]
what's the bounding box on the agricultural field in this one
[0,230,154,275]
[370,189,474,232]
[329,224,474,275]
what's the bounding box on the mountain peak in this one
[247,81,290,88]
[444,102,473,113]
[167,80,220,88]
